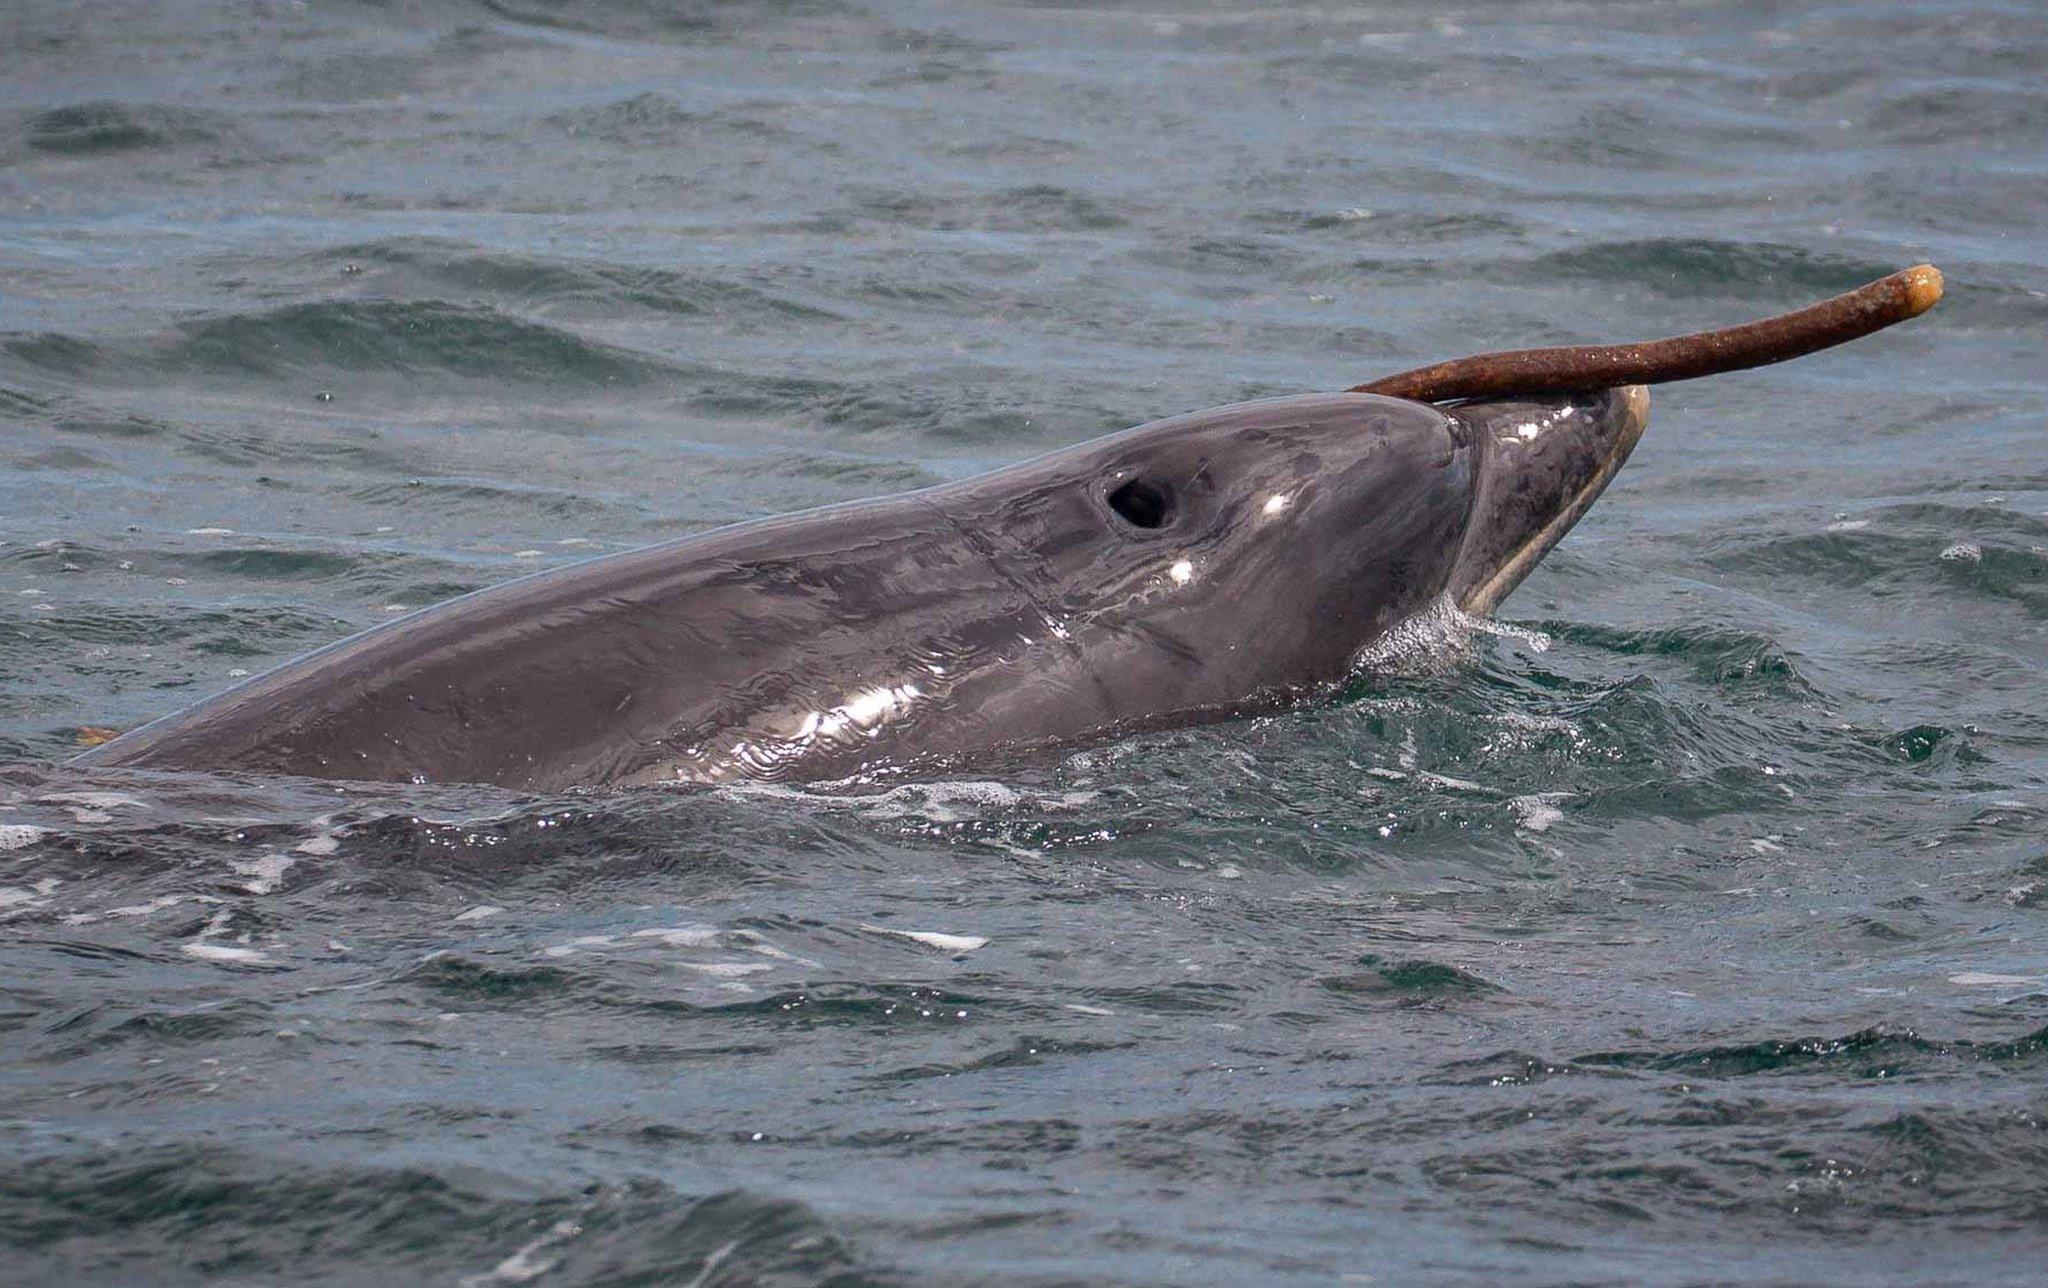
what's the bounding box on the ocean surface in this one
[4,1,2046,1283]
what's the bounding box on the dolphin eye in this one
[1107,478,1173,529]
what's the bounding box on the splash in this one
[1350,595,1474,674]
[1350,594,1554,679]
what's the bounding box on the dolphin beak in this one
[1452,384,1650,617]
[1616,383,1651,452]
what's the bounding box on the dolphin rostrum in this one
[75,268,1941,789]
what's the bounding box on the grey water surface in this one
[4,1,2047,1284]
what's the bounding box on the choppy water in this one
[4,1,2047,1283]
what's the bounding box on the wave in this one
[1528,238,1904,298]
[17,102,228,156]
[473,0,856,44]
[4,301,682,390]
[301,238,846,324]
[0,1145,871,1287]
[1577,1023,2048,1078]
[171,300,674,384]
[1707,528,2048,619]
[1541,621,1818,696]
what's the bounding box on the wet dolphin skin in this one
[78,387,1648,788]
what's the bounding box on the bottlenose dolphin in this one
[75,266,1941,790]
[76,389,1644,789]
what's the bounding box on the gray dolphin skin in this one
[75,386,1647,789]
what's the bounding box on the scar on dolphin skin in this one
[1353,264,1943,403]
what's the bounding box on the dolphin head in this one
[939,394,1471,709]
[935,383,1647,719]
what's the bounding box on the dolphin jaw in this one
[1455,384,1649,617]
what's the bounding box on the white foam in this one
[230,853,295,895]
[731,931,817,965]
[1940,541,1983,564]
[860,779,1027,822]
[731,778,1097,825]
[629,925,721,947]
[1351,595,1474,673]
[453,905,503,923]
[677,961,775,977]
[33,791,146,825]
[0,824,48,851]
[0,877,61,910]
[536,924,814,983]
[64,893,209,925]
[862,924,989,953]
[1414,771,1491,794]
[38,790,146,811]
[182,943,267,964]
[1471,617,1551,653]
[1490,709,1580,736]
[293,834,340,856]
[1509,795,1569,833]
[1948,971,2040,987]
[460,1218,584,1288]
[542,935,616,958]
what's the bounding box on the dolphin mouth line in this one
[1456,384,1651,618]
